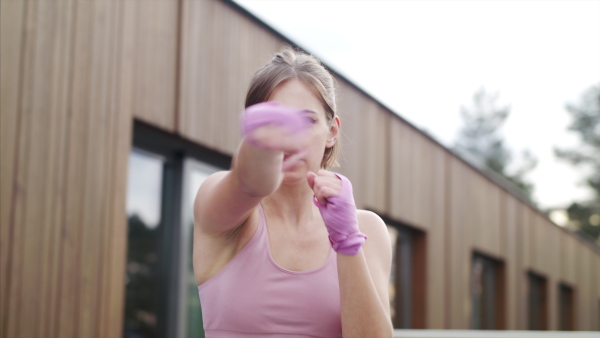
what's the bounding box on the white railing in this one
[393,330,600,338]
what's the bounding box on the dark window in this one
[528,271,548,330]
[124,149,176,338]
[471,253,505,330]
[558,283,575,331]
[124,122,228,338]
[388,225,425,329]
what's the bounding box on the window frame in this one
[527,270,548,330]
[470,251,505,330]
[127,121,230,338]
[383,218,426,329]
[558,282,576,331]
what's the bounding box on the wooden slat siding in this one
[179,0,284,154]
[80,1,118,336]
[517,202,528,330]
[0,0,25,335]
[411,131,427,229]
[15,1,52,335]
[428,147,448,328]
[96,0,120,335]
[127,0,177,132]
[448,156,469,328]
[361,102,388,213]
[389,118,411,224]
[578,247,591,330]
[545,222,560,330]
[334,82,358,203]
[42,2,76,336]
[472,178,502,257]
[336,81,368,208]
[565,234,577,284]
[55,1,92,335]
[101,1,132,335]
[4,0,39,336]
[504,195,519,329]
[572,241,582,330]
[596,256,600,331]
[179,0,207,145]
[531,213,549,278]
[211,2,228,151]
[447,156,460,328]
[21,2,73,337]
[225,6,245,153]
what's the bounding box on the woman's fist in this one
[307,170,367,256]
[240,102,310,170]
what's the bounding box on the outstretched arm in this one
[195,102,309,236]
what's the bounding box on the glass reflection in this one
[182,161,219,338]
[124,150,165,338]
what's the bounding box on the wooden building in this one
[1,0,598,337]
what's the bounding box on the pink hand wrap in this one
[240,102,307,149]
[313,174,367,256]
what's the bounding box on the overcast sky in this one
[235,0,600,210]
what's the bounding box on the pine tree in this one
[455,88,537,200]
[555,84,600,242]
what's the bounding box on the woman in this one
[194,47,392,337]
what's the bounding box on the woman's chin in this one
[282,164,308,182]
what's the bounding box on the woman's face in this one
[267,78,340,180]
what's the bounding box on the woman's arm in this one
[338,211,393,337]
[307,171,393,337]
[194,103,308,236]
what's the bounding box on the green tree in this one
[455,87,537,200]
[554,83,600,242]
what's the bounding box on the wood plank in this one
[56,1,94,335]
[389,119,409,222]
[41,3,76,337]
[578,247,592,329]
[77,1,119,336]
[595,254,600,331]
[448,157,472,328]
[0,0,25,336]
[17,1,59,335]
[503,194,519,329]
[545,222,560,330]
[19,2,77,337]
[100,2,133,335]
[336,82,366,207]
[179,0,284,153]
[410,132,425,227]
[362,104,388,213]
[427,147,447,328]
[4,1,39,336]
[95,1,122,336]
[129,0,177,131]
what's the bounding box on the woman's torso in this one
[197,204,342,337]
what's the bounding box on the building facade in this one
[1,0,598,337]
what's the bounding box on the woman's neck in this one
[262,178,320,229]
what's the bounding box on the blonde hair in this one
[245,47,340,169]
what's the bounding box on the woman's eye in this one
[304,116,317,125]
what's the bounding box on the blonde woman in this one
[194,47,393,337]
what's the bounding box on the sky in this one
[235,0,600,211]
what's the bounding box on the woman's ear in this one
[326,115,341,148]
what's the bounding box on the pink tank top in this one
[197,205,342,337]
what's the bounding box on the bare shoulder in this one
[356,209,390,244]
[356,209,391,262]
[194,170,229,202]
